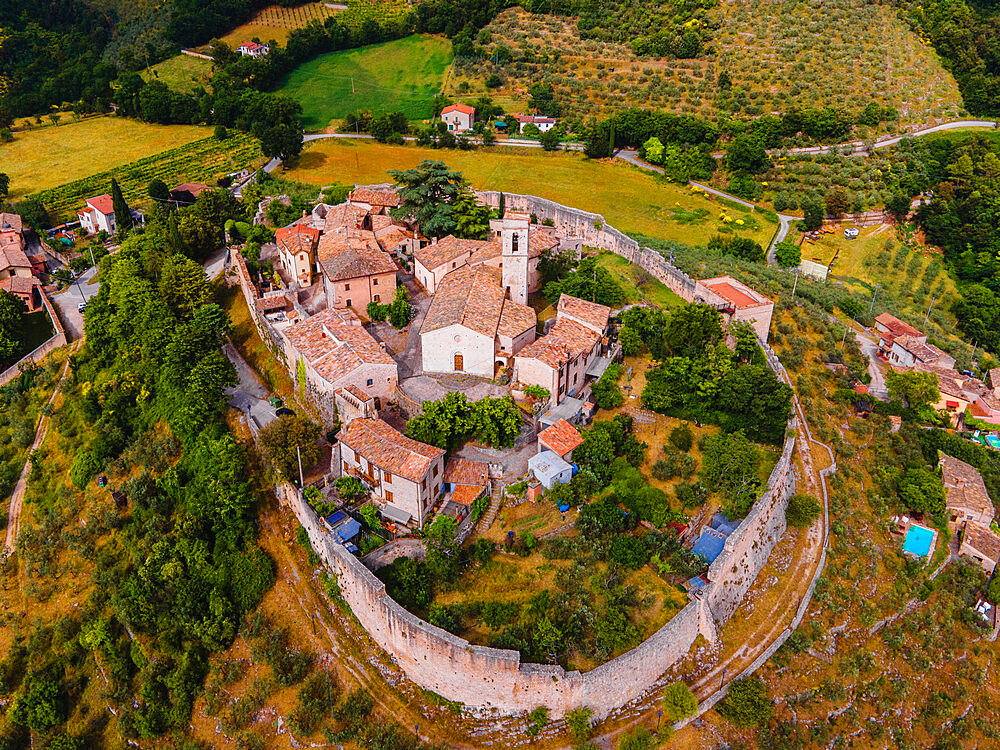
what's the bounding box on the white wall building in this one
[440,103,475,132]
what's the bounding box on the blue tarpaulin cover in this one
[692,528,727,563]
[333,519,361,544]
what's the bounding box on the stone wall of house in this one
[0,288,68,387]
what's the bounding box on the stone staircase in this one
[477,491,504,534]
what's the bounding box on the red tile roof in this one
[0,245,32,274]
[516,318,601,369]
[963,521,1000,563]
[0,213,23,233]
[444,458,488,487]
[557,293,610,331]
[339,418,443,483]
[939,453,995,518]
[497,298,537,339]
[317,231,398,281]
[441,103,475,115]
[415,235,493,272]
[0,275,39,295]
[349,186,401,207]
[421,264,506,338]
[284,307,395,385]
[875,313,922,338]
[701,279,760,309]
[538,419,583,458]
[450,484,485,506]
[86,194,114,216]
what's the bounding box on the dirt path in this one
[4,355,73,554]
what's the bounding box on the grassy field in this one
[29,132,264,221]
[284,139,775,247]
[279,35,453,130]
[141,54,214,94]
[593,250,686,308]
[463,3,961,127]
[0,117,210,201]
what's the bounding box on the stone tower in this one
[499,214,530,305]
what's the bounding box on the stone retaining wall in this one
[0,289,68,387]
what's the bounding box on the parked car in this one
[77,302,87,313]
[275,407,295,417]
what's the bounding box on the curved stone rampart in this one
[272,192,797,720]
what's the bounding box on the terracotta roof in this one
[441,103,475,115]
[0,213,23,233]
[239,41,265,51]
[497,298,537,339]
[963,521,1000,562]
[0,245,32,274]
[557,294,610,331]
[875,313,922,338]
[0,275,38,295]
[339,418,443,483]
[467,240,503,265]
[349,186,401,207]
[978,392,1000,412]
[415,235,490,272]
[700,278,765,309]
[86,194,115,216]
[529,229,560,255]
[991,368,1000,391]
[323,203,370,232]
[256,296,288,313]
[276,224,319,257]
[317,231,397,281]
[444,458,488,486]
[421,265,506,338]
[894,335,947,363]
[968,401,1000,423]
[450,484,485,506]
[515,114,557,124]
[284,307,395,385]
[516,318,601,369]
[538,419,583,458]
[939,452,994,519]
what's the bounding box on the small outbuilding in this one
[528,450,573,490]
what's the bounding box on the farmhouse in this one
[440,103,475,132]
[237,41,270,58]
[888,334,955,369]
[939,452,995,532]
[168,182,209,206]
[281,307,398,418]
[959,522,1000,576]
[697,276,774,343]
[875,312,923,356]
[419,264,536,377]
[337,417,446,529]
[316,230,398,312]
[77,194,143,235]
[275,224,320,287]
[513,114,557,133]
[513,294,612,405]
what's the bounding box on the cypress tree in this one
[111,178,133,235]
[498,191,505,219]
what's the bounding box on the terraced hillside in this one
[456,0,962,126]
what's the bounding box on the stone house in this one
[419,264,536,377]
[337,417,445,529]
[697,276,774,343]
[939,451,995,532]
[889,335,955,369]
[440,103,475,132]
[959,521,1000,576]
[875,312,924,356]
[0,275,42,311]
[168,182,209,206]
[281,307,398,419]
[317,230,398,312]
[334,384,377,427]
[442,458,489,509]
[275,224,320,287]
[538,418,583,461]
[513,294,612,405]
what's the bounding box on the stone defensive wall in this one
[475,190,730,309]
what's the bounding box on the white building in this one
[337,417,445,529]
[77,194,117,235]
[515,114,557,134]
[419,264,536,377]
[440,103,475,132]
[888,335,956,370]
[528,450,574,490]
[237,41,270,58]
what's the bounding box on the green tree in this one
[886,370,939,411]
[662,681,698,721]
[539,129,560,151]
[642,136,665,164]
[619,326,642,356]
[387,284,413,329]
[701,431,762,518]
[148,179,169,202]
[717,676,771,727]
[178,214,221,261]
[158,254,211,319]
[566,706,594,744]
[591,363,624,410]
[12,674,63,731]
[111,177,133,234]
[470,396,523,448]
[669,423,694,452]
[0,173,9,199]
[526,706,549,737]
[801,194,825,231]
[425,514,461,584]
[664,303,723,356]
[898,467,946,522]
[774,240,801,268]
[259,415,322,482]
[335,476,368,503]
[389,160,465,238]
[452,188,492,240]
[786,493,821,527]
[0,289,27,362]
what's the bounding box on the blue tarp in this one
[686,575,708,592]
[326,510,347,527]
[692,528,727,564]
[333,519,361,543]
[710,512,739,536]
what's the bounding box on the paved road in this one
[50,267,99,340]
[782,118,998,157]
[4,356,73,553]
[855,329,890,401]
[222,341,277,431]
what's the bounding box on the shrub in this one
[668,423,693,452]
[566,706,594,744]
[526,706,549,737]
[662,681,698,721]
[786,493,821,527]
[717,676,771,727]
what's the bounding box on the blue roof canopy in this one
[333,518,361,543]
[692,528,726,564]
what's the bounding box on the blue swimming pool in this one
[903,524,935,558]
[986,435,1000,450]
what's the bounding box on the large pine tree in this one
[110,177,133,235]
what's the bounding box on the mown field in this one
[29,133,263,221]
[0,117,210,201]
[284,139,776,247]
[278,35,452,130]
[141,54,214,94]
[462,1,962,127]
